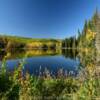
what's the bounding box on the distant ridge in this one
[0,34,62,42]
[0,33,62,41]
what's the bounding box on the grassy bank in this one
[0,55,100,100]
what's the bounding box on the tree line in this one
[62,9,100,49]
[62,36,78,49]
[0,35,62,51]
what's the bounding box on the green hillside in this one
[0,35,62,51]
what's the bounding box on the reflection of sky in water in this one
[0,55,80,76]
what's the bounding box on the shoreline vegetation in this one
[0,11,100,99]
[0,53,99,100]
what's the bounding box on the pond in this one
[0,49,80,76]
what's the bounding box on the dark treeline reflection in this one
[0,49,78,60]
[0,50,6,60]
[0,49,26,60]
[62,49,78,59]
[0,49,58,60]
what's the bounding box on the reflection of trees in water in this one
[0,51,7,60]
[0,49,58,60]
[0,49,26,60]
[25,49,57,56]
[0,49,78,60]
[62,49,78,59]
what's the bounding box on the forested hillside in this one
[0,35,62,51]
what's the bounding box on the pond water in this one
[0,49,80,76]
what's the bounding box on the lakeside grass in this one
[0,54,100,100]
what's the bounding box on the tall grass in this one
[0,54,100,100]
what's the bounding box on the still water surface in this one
[0,49,80,76]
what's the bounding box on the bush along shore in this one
[0,52,100,100]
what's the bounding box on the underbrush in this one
[0,57,100,100]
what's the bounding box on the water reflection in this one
[0,49,78,60]
[0,50,7,60]
[62,49,78,59]
[0,49,79,76]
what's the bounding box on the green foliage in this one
[0,35,62,53]
[0,58,99,100]
[78,10,100,50]
[62,36,78,49]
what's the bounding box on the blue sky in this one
[0,0,100,39]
